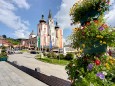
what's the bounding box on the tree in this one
[2,35,7,39]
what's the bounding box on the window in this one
[39,28,40,33]
[44,28,46,33]
[52,38,54,42]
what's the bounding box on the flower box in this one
[0,57,7,61]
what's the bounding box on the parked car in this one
[14,50,23,54]
[7,50,14,54]
[30,50,36,54]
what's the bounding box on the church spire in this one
[39,14,46,23]
[55,21,59,29]
[30,30,35,35]
[48,10,52,18]
[41,14,44,19]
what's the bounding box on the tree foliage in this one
[7,38,20,45]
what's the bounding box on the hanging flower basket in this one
[66,0,115,85]
[70,0,110,25]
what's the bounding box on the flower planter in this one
[0,57,7,61]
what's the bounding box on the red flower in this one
[94,20,98,23]
[86,22,90,25]
[95,60,101,65]
[102,24,108,28]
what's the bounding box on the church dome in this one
[30,30,36,38]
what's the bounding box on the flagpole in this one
[49,35,53,62]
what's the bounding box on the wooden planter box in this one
[0,57,8,61]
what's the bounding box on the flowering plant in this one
[66,0,115,86]
[72,16,115,55]
[66,55,115,86]
[70,0,110,25]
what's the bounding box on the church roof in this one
[55,22,59,29]
[30,30,35,35]
[39,15,46,23]
[48,10,52,18]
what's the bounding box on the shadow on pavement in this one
[7,61,71,86]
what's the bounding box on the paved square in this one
[0,62,48,86]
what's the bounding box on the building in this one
[63,45,77,55]
[21,10,63,51]
[0,36,3,46]
[37,10,63,51]
[20,30,37,50]
[0,36,11,47]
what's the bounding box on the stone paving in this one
[8,52,69,81]
[0,61,48,86]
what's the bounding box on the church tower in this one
[37,15,48,51]
[55,22,63,49]
[48,10,56,47]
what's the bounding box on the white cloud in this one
[54,0,78,30]
[0,0,30,38]
[12,0,30,9]
[105,1,115,27]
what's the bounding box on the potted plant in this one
[70,0,110,25]
[0,46,8,61]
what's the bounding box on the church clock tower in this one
[48,10,56,47]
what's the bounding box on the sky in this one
[0,0,115,43]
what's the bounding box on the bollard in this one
[35,67,40,72]
[13,61,17,65]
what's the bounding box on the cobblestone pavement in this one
[0,62,48,86]
[8,52,69,81]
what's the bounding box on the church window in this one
[44,28,46,33]
[52,38,54,42]
[39,28,40,33]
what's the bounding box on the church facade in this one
[37,11,63,51]
[21,11,63,51]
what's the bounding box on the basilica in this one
[21,11,63,52]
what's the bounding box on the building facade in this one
[20,31,37,50]
[21,11,63,51]
[0,36,11,47]
[37,11,63,51]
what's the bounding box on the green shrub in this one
[50,52,57,59]
[47,52,57,59]
[36,54,41,58]
[65,53,74,60]
[0,46,8,58]
[43,52,47,56]
[57,54,65,60]
[47,53,51,58]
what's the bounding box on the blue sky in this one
[0,0,115,43]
